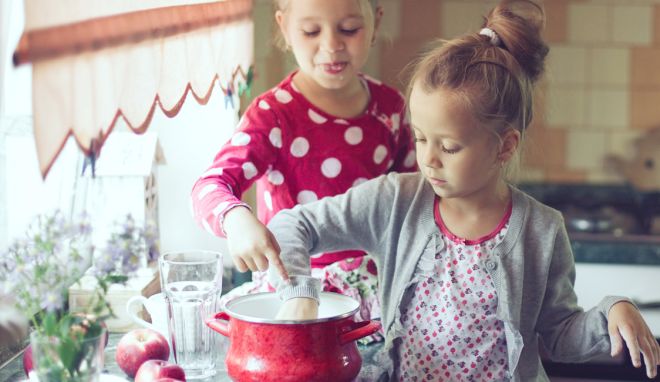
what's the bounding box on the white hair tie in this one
[479,27,501,47]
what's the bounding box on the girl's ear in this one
[498,129,521,163]
[372,6,384,44]
[275,10,291,47]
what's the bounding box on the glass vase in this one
[30,328,105,382]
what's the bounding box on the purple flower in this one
[40,289,64,313]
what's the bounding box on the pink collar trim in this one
[434,197,512,245]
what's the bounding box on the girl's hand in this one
[608,301,660,379]
[223,206,290,281]
[275,298,318,321]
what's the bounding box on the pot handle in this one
[340,320,382,345]
[205,312,231,337]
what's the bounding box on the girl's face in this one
[409,84,513,200]
[276,0,380,91]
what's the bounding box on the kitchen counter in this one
[2,332,656,381]
[0,333,384,382]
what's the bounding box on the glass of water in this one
[159,250,222,379]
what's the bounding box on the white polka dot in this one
[308,109,327,124]
[202,219,215,235]
[231,132,251,146]
[334,119,349,125]
[344,126,363,145]
[267,170,284,185]
[201,167,223,177]
[297,190,318,204]
[404,150,416,168]
[264,191,273,211]
[198,184,218,200]
[321,158,342,178]
[390,113,401,132]
[269,128,282,148]
[274,89,293,104]
[386,159,394,169]
[373,145,388,165]
[290,137,310,158]
[242,162,258,180]
[212,201,230,216]
[353,178,368,187]
[258,100,271,110]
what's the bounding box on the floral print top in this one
[397,197,512,381]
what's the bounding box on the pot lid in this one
[223,292,360,324]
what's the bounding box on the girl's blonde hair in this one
[273,0,379,51]
[407,0,549,180]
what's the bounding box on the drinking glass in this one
[159,250,222,379]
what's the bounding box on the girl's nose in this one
[321,31,344,53]
[422,146,442,168]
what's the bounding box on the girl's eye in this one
[340,28,360,35]
[442,146,461,154]
[302,30,320,37]
[414,137,426,143]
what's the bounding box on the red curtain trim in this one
[39,65,252,178]
[14,0,253,66]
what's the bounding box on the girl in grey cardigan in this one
[258,0,660,380]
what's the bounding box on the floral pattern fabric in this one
[397,198,512,381]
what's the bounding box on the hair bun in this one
[483,0,548,83]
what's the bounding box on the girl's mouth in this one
[428,177,446,186]
[322,62,348,74]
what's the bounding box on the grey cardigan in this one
[267,172,626,381]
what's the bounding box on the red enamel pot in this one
[206,292,381,382]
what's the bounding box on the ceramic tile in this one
[441,1,496,39]
[400,0,441,39]
[523,126,567,168]
[613,5,653,45]
[547,45,587,85]
[589,48,630,86]
[568,4,610,43]
[544,168,587,183]
[631,47,660,88]
[587,89,629,129]
[566,129,608,170]
[630,89,660,129]
[379,38,427,91]
[545,86,586,127]
[543,0,569,44]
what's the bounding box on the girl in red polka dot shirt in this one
[270,1,660,380]
[191,0,416,339]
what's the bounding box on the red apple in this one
[135,360,186,382]
[22,345,33,376]
[115,328,170,377]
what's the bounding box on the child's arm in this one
[190,98,281,273]
[266,174,396,306]
[535,223,659,376]
[607,300,660,379]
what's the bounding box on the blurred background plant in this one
[95,214,160,276]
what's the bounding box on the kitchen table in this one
[0,333,384,382]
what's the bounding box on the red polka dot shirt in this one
[191,71,417,266]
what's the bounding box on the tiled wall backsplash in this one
[252,0,660,185]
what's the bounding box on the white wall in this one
[151,89,236,267]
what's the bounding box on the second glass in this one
[159,250,222,379]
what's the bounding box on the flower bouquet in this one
[0,211,126,382]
